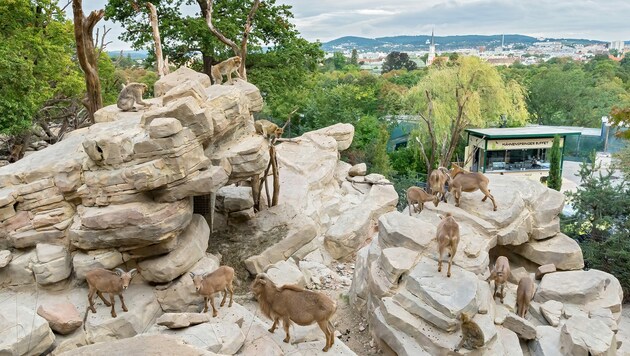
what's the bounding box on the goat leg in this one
[109,293,117,318]
[97,291,111,306]
[203,297,209,313]
[269,317,279,333]
[437,251,443,273]
[119,294,128,312]
[88,288,97,313]
[209,295,218,317]
[220,289,227,307]
[228,283,234,307]
[282,317,291,343]
[318,320,331,352]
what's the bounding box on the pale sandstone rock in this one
[536,263,557,280]
[334,161,352,184]
[32,243,71,285]
[148,117,183,138]
[540,300,563,327]
[377,211,435,251]
[138,214,209,283]
[156,312,211,329]
[0,250,11,268]
[0,249,36,286]
[72,249,124,280]
[529,325,562,356]
[536,270,622,312]
[154,67,212,97]
[0,306,55,356]
[370,306,432,356]
[560,316,616,356]
[160,322,244,354]
[216,185,254,212]
[57,335,217,356]
[70,198,193,250]
[589,308,618,332]
[51,328,87,355]
[162,79,209,107]
[324,184,397,259]
[380,247,419,284]
[503,313,537,340]
[142,96,214,144]
[299,260,334,287]
[498,326,523,356]
[308,123,354,151]
[37,302,83,335]
[514,233,584,270]
[348,163,367,177]
[210,135,269,184]
[265,259,306,287]
[153,166,229,203]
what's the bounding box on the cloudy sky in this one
[75,0,630,51]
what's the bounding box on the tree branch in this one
[205,0,239,54]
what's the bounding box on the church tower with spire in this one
[427,29,436,65]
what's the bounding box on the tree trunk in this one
[202,54,214,78]
[72,0,104,124]
[146,3,166,78]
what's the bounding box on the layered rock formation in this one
[349,175,622,355]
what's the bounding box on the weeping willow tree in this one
[402,56,529,174]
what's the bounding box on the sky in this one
[69,0,630,51]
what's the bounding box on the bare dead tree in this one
[146,3,168,77]
[204,0,261,80]
[95,25,112,55]
[72,0,104,124]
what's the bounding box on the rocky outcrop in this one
[0,306,55,355]
[56,335,217,356]
[37,302,83,335]
[350,175,622,355]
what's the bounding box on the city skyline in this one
[70,1,630,51]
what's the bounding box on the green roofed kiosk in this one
[463,126,581,178]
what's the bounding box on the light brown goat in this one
[251,273,337,352]
[190,266,235,317]
[488,256,511,303]
[429,167,451,203]
[407,186,439,216]
[516,276,535,318]
[449,164,497,211]
[436,213,460,278]
[85,268,137,318]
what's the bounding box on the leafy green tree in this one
[105,0,300,76]
[0,0,83,135]
[382,52,417,74]
[402,56,529,173]
[547,135,562,191]
[350,49,358,66]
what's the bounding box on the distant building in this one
[427,29,436,65]
[610,40,625,56]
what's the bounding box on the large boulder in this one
[514,233,584,270]
[37,302,83,335]
[72,249,124,280]
[154,67,212,97]
[536,270,622,312]
[56,335,217,356]
[138,214,209,283]
[32,243,71,285]
[560,316,616,355]
[0,306,55,355]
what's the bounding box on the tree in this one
[0,0,85,159]
[382,51,417,74]
[547,135,562,191]
[72,0,104,123]
[402,56,529,174]
[350,49,358,66]
[105,0,300,77]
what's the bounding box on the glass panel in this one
[485,149,551,171]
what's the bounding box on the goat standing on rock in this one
[406,186,438,215]
[449,164,497,211]
[190,266,234,317]
[488,256,511,303]
[436,213,460,278]
[251,273,337,352]
[85,268,137,318]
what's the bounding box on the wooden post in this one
[271,146,280,206]
[72,0,104,123]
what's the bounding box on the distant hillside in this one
[322,34,606,52]
[106,50,148,60]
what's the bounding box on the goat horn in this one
[129,268,137,274]
[189,272,195,278]
[114,268,124,275]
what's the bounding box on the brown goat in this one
[251,273,337,352]
[516,276,535,318]
[407,186,439,216]
[86,268,137,318]
[429,167,451,203]
[488,256,511,303]
[449,164,497,211]
[190,266,235,317]
[436,213,460,278]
